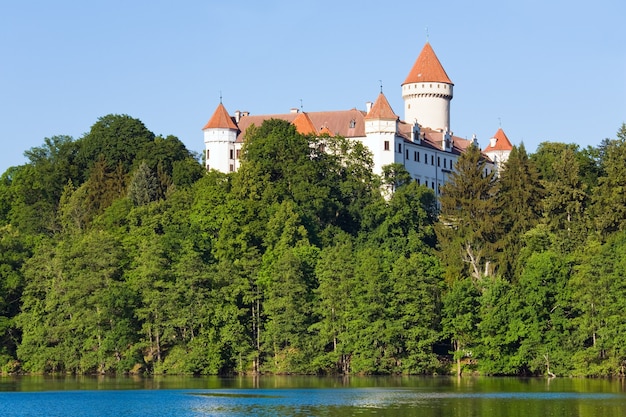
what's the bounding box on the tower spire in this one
[402,42,453,131]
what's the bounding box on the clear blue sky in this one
[1,0,624,173]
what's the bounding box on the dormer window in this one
[349,119,356,128]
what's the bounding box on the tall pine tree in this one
[495,144,544,279]
[437,144,500,281]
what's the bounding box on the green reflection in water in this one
[1,376,626,417]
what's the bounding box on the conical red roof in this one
[484,128,514,151]
[202,103,238,130]
[403,42,453,85]
[365,92,397,120]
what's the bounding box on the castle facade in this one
[202,42,513,192]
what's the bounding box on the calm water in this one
[1,376,625,416]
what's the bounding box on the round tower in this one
[202,102,239,173]
[402,42,453,131]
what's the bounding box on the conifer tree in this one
[541,147,588,252]
[128,162,159,206]
[592,124,626,237]
[437,144,500,281]
[495,144,544,278]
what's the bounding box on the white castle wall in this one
[402,82,453,131]
[203,128,237,173]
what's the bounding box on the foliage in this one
[437,144,500,281]
[495,144,544,279]
[2,117,626,378]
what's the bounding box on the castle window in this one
[444,158,447,168]
[229,149,234,160]
[405,149,409,159]
[229,164,234,172]
[236,149,241,159]
[414,151,417,161]
[398,143,402,153]
[431,181,435,189]
[417,178,420,185]
[417,152,420,162]
[384,141,390,151]
[438,157,441,167]
[431,155,434,165]
[206,149,210,160]
[424,153,427,164]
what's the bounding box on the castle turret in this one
[402,42,453,132]
[203,103,238,172]
[483,128,514,173]
[365,92,400,175]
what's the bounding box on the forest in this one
[1,114,625,377]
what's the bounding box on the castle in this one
[202,42,513,193]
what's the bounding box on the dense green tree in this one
[388,252,443,373]
[441,277,480,376]
[258,201,318,372]
[437,144,500,281]
[475,276,517,374]
[541,147,588,252]
[570,231,626,376]
[0,164,59,235]
[381,162,412,194]
[311,235,356,373]
[496,144,544,278]
[138,135,192,176]
[507,250,574,376]
[21,135,80,206]
[531,142,566,182]
[128,162,159,206]
[346,247,395,374]
[0,225,30,370]
[172,156,205,188]
[76,114,156,179]
[363,181,437,254]
[591,124,626,237]
[17,231,137,373]
[236,119,375,242]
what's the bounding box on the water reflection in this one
[1,376,626,417]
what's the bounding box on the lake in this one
[1,375,625,416]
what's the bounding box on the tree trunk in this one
[455,339,462,377]
[544,353,556,378]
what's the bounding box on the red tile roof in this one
[202,103,238,130]
[292,112,317,135]
[483,128,513,152]
[397,122,472,156]
[403,42,453,85]
[319,125,334,136]
[234,109,366,142]
[365,92,398,120]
